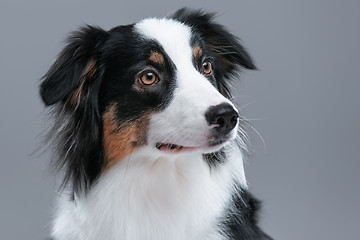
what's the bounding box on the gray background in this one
[1,0,359,239]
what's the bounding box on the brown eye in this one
[139,71,158,85]
[202,60,212,75]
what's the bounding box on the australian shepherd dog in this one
[40,8,272,240]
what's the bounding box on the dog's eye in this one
[202,60,212,75]
[139,71,158,85]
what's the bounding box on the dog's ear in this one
[172,8,256,97]
[40,26,109,194]
[40,26,108,106]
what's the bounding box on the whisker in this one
[234,136,247,150]
[240,118,266,121]
[237,128,249,142]
[236,128,249,148]
[242,121,267,153]
[237,101,257,111]
[157,129,181,146]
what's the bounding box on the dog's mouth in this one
[155,142,201,153]
[155,139,228,154]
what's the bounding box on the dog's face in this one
[40,9,255,192]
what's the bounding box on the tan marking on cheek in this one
[69,59,97,105]
[102,104,150,171]
[193,46,203,59]
[149,51,164,65]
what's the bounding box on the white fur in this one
[51,18,247,240]
[52,145,246,240]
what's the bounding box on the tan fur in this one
[193,46,203,59]
[149,51,164,65]
[102,104,150,170]
[70,59,97,105]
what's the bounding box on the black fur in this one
[223,188,273,240]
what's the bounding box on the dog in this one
[40,8,272,240]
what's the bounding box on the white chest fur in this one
[51,146,246,240]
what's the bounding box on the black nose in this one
[205,103,239,136]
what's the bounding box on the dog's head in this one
[40,8,255,193]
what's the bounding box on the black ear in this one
[172,8,256,73]
[40,26,108,106]
[40,26,109,194]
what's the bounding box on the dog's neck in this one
[52,145,247,240]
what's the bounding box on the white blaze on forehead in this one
[135,18,193,68]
